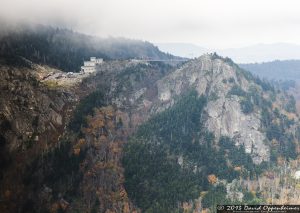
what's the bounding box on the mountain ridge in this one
[0,24,177,72]
[240,59,300,80]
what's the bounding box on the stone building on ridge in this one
[81,57,103,73]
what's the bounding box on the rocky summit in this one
[157,55,270,163]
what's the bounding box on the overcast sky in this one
[1,0,300,49]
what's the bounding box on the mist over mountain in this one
[155,42,300,63]
[0,24,176,72]
[3,0,300,212]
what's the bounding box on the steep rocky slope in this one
[156,55,271,163]
[0,60,82,212]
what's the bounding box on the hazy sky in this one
[1,0,300,48]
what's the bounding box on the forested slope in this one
[0,25,175,72]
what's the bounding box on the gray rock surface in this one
[155,54,269,163]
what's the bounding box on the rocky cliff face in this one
[154,55,294,164]
[0,62,82,212]
[0,64,76,151]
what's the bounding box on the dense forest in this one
[0,25,175,72]
[123,90,263,212]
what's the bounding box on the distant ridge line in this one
[133,59,190,62]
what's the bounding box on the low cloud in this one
[1,0,300,48]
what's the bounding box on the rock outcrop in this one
[155,55,271,163]
[0,63,79,213]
